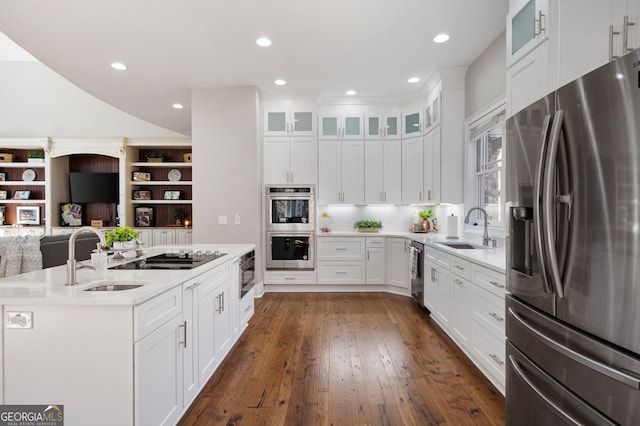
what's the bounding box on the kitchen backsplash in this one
[317,204,464,233]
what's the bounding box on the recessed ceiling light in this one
[274,79,287,86]
[110,62,127,71]
[433,33,450,43]
[256,37,272,47]
[408,77,420,84]
[345,90,356,96]
[172,103,184,109]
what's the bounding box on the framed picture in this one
[0,206,5,225]
[0,173,5,181]
[0,190,7,200]
[132,171,151,181]
[60,202,82,226]
[13,190,31,200]
[135,207,154,227]
[133,190,152,200]
[16,206,40,225]
[163,190,181,200]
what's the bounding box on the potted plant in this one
[145,152,165,163]
[320,211,332,233]
[28,151,45,164]
[418,209,433,232]
[173,207,186,226]
[105,226,140,249]
[353,219,383,233]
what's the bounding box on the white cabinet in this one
[423,247,452,332]
[263,137,317,184]
[506,39,550,116]
[176,228,192,244]
[364,140,402,204]
[153,228,177,246]
[451,256,473,351]
[364,113,401,140]
[365,237,386,285]
[182,278,200,407]
[318,140,364,204]
[135,228,153,247]
[318,114,364,140]
[401,136,424,204]
[386,237,409,290]
[264,269,317,285]
[264,109,315,136]
[423,126,441,204]
[507,0,549,67]
[135,313,184,426]
[317,236,365,284]
[402,110,422,138]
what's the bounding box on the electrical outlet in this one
[218,215,227,225]
[6,312,33,329]
[234,213,241,224]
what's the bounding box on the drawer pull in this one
[454,279,464,286]
[489,353,505,366]
[336,271,347,275]
[285,277,296,280]
[489,281,505,288]
[335,248,347,251]
[454,265,464,270]
[489,312,504,322]
[186,281,201,290]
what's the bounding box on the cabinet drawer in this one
[317,237,365,260]
[471,264,505,297]
[365,237,385,248]
[197,262,233,296]
[318,261,365,284]
[451,256,471,280]
[134,286,183,341]
[473,287,506,337]
[424,246,450,267]
[472,320,506,387]
[264,270,317,284]
[240,289,255,325]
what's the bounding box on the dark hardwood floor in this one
[179,292,505,425]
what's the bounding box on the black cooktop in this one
[111,251,226,270]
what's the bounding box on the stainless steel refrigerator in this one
[506,48,640,425]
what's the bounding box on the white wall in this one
[464,31,506,118]
[191,87,261,248]
[0,62,184,138]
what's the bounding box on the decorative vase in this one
[113,240,136,250]
[421,219,431,232]
[176,218,182,226]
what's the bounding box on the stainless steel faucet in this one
[464,207,490,246]
[66,226,106,286]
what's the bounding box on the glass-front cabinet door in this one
[264,109,315,136]
[318,114,364,140]
[403,111,422,138]
[365,114,400,139]
[507,0,549,66]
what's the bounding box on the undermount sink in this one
[84,280,149,292]
[437,242,489,250]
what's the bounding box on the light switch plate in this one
[6,311,33,329]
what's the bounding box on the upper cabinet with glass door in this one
[402,110,423,138]
[364,114,401,140]
[507,0,549,67]
[318,114,364,140]
[264,109,316,136]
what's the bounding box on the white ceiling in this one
[0,1,508,136]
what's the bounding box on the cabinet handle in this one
[216,294,222,314]
[427,189,432,200]
[384,192,387,202]
[489,353,505,366]
[454,279,464,286]
[367,250,370,261]
[624,15,635,53]
[186,281,201,290]
[489,312,504,322]
[489,281,505,289]
[222,291,225,312]
[179,321,187,348]
[336,271,347,275]
[533,10,545,36]
[610,24,621,61]
[285,277,296,280]
[454,265,464,270]
[431,268,436,282]
[336,248,347,251]
[419,191,422,201]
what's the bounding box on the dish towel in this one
[409,246,419,280]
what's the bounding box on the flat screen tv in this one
[69,172,119,203]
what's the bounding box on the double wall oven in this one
[265,186,315,270]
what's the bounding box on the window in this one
[466,102,505,228]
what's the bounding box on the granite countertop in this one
[0,243,255,306]
[316,231,505,273]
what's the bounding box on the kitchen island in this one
[0,243,255,426]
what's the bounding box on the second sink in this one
[438,242,488,250]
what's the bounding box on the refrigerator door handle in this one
[508,354,586,425]
[534,114,554,294]
[542,109,566,299]
[508,306,640,389]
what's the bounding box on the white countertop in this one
[316,231,505,273]
[0,243,255,306]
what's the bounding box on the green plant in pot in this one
[105,226,140,249]
[418,209,433,232]
[145,152,165,162]
[353,219,383,232]
[28,151,45,163]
